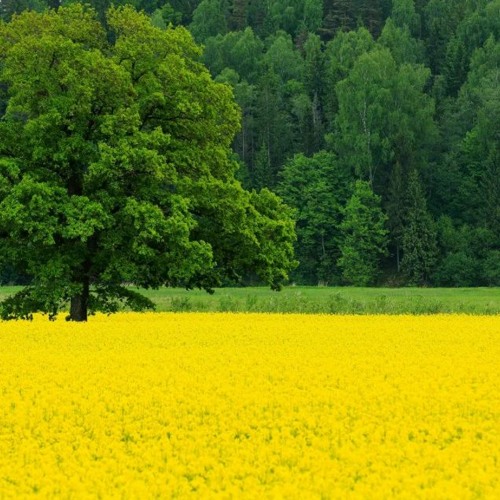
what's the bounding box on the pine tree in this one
[400,170,438,285]
[386,161,405,272]
[229,0,249,30]
[303,33,325,153]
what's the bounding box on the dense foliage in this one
[0,5,296,320]
[1,0,499,288]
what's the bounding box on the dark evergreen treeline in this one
[1,0,499,286]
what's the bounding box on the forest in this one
[1,0,499,288]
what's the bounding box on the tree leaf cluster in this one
[0,5,296,320]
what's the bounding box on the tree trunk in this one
[67,276,89,322]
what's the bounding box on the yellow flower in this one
[0,313,498,497]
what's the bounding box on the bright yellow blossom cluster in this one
[0,313,499,498]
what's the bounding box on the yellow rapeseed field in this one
[0,313,499,498]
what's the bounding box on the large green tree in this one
[455,36,499,234]
[278,151,352,284]
[378,18,425,66]
[334,47,436,192]
[0,4,296,321]
[337,180,388,286]
[189,0,229,42]
[323,27,375,126]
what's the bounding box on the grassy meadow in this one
[138,286,500,314]
[1,285,499,315]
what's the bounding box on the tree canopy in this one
[0,4,296,321]
[1,0,499,289]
